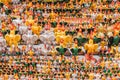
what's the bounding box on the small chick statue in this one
[49,9,58,22]
[25,16,34,27]
[49,46,57,59]
[27,47,34,56]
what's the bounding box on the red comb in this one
[10,26,14,30]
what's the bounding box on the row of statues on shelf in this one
[0,54,119,80]
[0,28,120,62]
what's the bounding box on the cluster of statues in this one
[0,0,120,80]
[0,54,119,80]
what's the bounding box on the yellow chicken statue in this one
[49,46,57,58]
[84,39,98,55]
[55,31,72,47]
[5,30,21,47]
[28,48,34,56]
[31,23,42,36]
[55,30,65,42]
